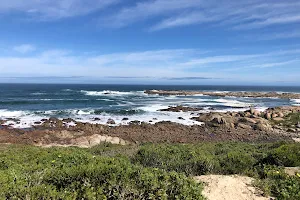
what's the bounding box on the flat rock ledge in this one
[35,133,128,148]
[145,90,300,99]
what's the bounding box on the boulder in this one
[105,136,113,143]
[254,123,272,132]
[244,112,251,117]
[107,119,116,124]
[265,113,272,120]
[278,112,284,118]
[88,134,102,146]
[240,117,257,124]
[288,128,296,133]
[237,123,252,129]
[111,137,120,144]
[72,137,90,147]
[297,122,300,128]
[120,139,126,145]
[253,111,261,117]
[272,113,278,118]
[273,117,284,122]
[211,115,226,124]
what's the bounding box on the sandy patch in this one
[194,175,270,200]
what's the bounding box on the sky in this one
[0,0,300,85]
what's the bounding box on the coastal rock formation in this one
[145,90,300,99]
[36,133,128,148]
[0,106,299,146]
[192,106,300,136]
[159,105,203,112]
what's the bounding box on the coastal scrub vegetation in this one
[0,142,299,199]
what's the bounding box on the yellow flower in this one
[296,173,300,178]
[51,160,56,163]
[276,171,280,174]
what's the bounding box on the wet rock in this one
[159,105,203,112]
[122,118,129,121]
[107,119,116,125]
[178,117,185,120]
[93,117,101,121]
[129,120,141,125]
[62,118,75,123]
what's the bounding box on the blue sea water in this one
[0,84,299,128]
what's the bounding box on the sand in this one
[194,175,271,200]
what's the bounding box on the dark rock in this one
[129,120,141,125]
[107,119,116,125]
[122,118,129,121]
[159,105,203,112]
[288,128,296,133]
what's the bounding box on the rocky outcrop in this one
[37,133,128,148]
[145,90,300,99]
[192,106,300,135]
[159,105,203,112]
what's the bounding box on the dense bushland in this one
[133,142,300,199]
[0,142,299,199]
[0,145,204,199]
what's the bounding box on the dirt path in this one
[194,175,271,200]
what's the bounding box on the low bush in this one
[0,145,204,199]
[255,165,300,200]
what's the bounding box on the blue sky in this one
[0,0,300,85]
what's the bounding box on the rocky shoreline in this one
[0,106,299,147]
[145,89,300,99]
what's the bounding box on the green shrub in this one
[0,145,204,200]
[255,165,300,200]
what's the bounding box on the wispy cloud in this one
[259,30,300,40]
[102,0,300,32]
[0,46,299,83]
[0,0,119,20]
[13,44,36,54]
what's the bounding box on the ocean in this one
[0,84,300,128]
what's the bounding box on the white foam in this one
[0,109,26,118]
[139,104,169,112]
[291,99,300,106]
[81,90,144,96]
[97,99,115,102]
[291,99,300,103]
[31,92,46,95]
[214,98,253,108]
